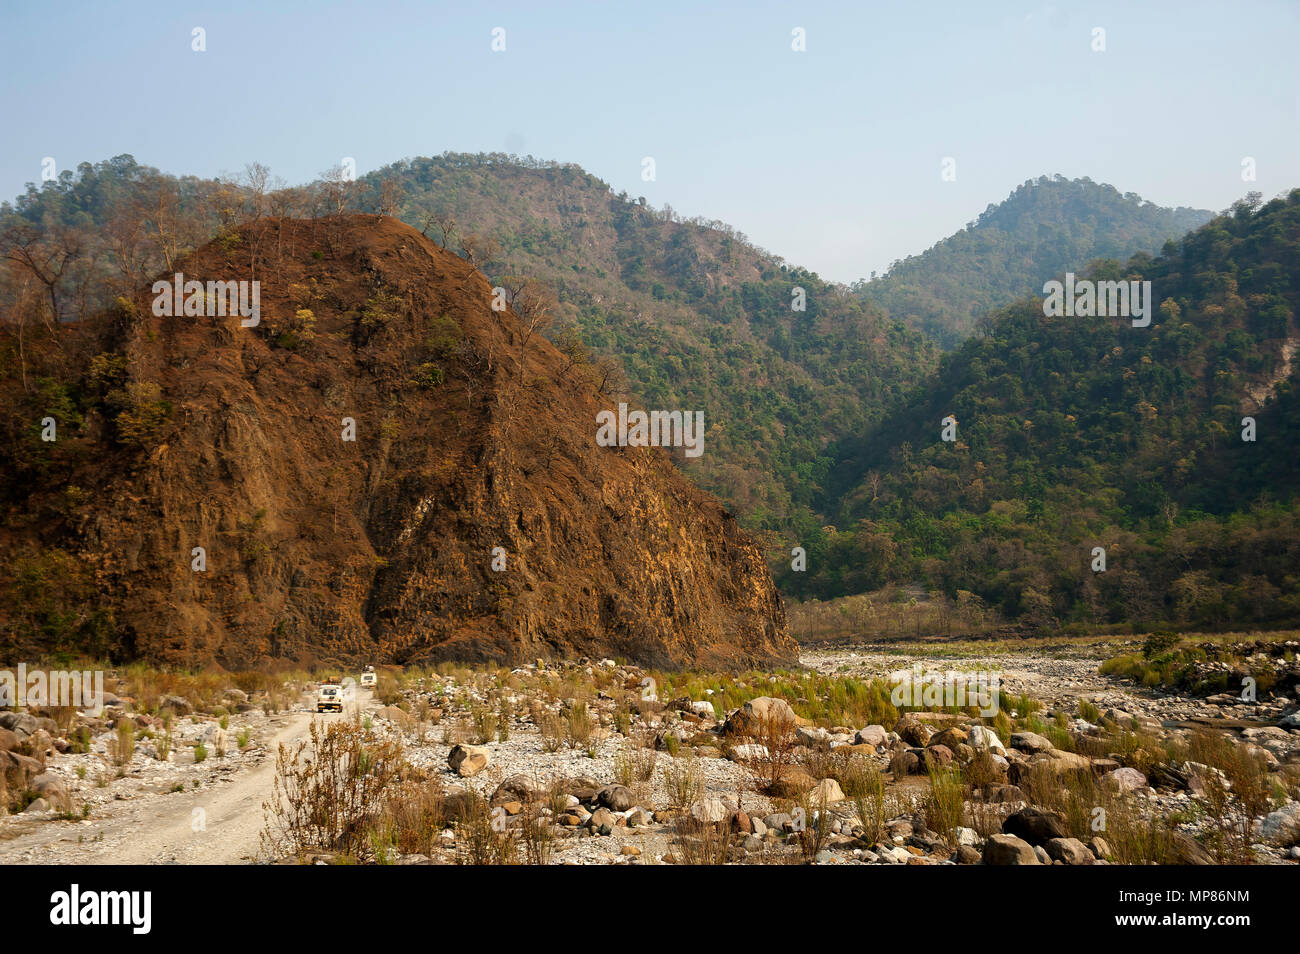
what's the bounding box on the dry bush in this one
[671,817,736,865]
[742,709,799,795]
[459,790,518,865]
[792,788,833,863]
[382,778,447,856]
[565,703,593,750]
[110,718,135,768]
[1190,728,1272,863]
[260,719,405,863]
[540,712,564,753]
[923,766,964,844]
[518,789,557,866]
[661,751,704,811]
[613,731,658,786]
[375,671,402,706]
[841,758,887,844]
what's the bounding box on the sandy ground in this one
[0,686,376,865]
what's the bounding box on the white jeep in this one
[316,683,343,713]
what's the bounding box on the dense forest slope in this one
[791,192,1300,632]
[0,215,796,668]
[0,154,937,557]
[856,176,1213,347]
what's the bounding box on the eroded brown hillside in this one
[0,215,795,670]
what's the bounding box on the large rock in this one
[919,744,954,770]
[894,716,934,747]
[1170,831,1214,865]
[968,725,1006,754]
[1009,731,1053,753]
[982,833,1041,865]
[28,773,71,812]
[1002,807,1068,845]
[1257,803,1300,847]
[447,744,490,778]
[726,697,798,736]
[930,726,969,750]
[1045,837,1095,865]
[0,712,38,738]
[808,778,845,805]
[768,766,817,797]
[1,750,43,792]
[690,797,729,824]
[1105,767,1148,792]
[854,725,888,747]
[598,785,637,812]
[159,695,192,716]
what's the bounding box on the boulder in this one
[768,766,817,797]
[159,695,192,716]
[729,743,769,762]
[0,712,38,738]
[796,726,830,747]
[492,774,543,803]
[29,773,71,812]
[954,844,982,864]
[1045,837,1095,865]
[1257,803,1300,847]
[1105,767,1148,793]
[982,833,1041,865]
[1009,731,1053,753]
[725,697,798,736]
[808,777,846,805]
[920,744,954,770]
[1002,807,1068,845]
[894,716,934,747]
[1170,831,1214,865]
[598,785,637,812]
[967,724,1007,754]
[854,725,888,747]
[1,750,43,792]
[447,744,490,778]
[689,797,729,824]
[930,726,969,749]
[689,701,716,719]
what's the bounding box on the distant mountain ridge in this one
[855,175,1214,347]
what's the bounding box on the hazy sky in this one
[2,0,1297,283]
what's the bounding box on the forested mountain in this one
[856,176,1214,347]
[790,191,1300,632]
[0,153,937,552]
[5,154,1295,639]
[362,155,936,541]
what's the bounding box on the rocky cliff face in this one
[9,216,794,670]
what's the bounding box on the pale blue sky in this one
[2,0,1296,282]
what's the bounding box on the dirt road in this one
[0,686,375,865]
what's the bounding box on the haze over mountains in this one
[854,176,1215,348]
[1,152,1296,662]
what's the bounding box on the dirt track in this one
[0,687,374,865]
